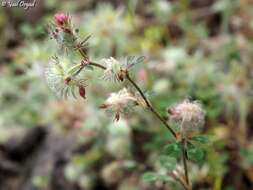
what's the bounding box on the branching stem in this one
[169,170,190,190]
[125,73,177,138]
[88,60,177,138]
[77,49,190,187]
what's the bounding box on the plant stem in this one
[126,73,177,138]
[90,62,106,70]
[169,170,190,190]
[182,138,190,189]
[78,49,190,188]
[88,60,176,138]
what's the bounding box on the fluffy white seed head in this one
[168,99,205,135]
[104,88,136,108]
[101,88,137,121]
[101,57,122,82]
[45,57,87,99]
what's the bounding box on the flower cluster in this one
[101,57,126,82]
[42,13,211,189]
[46,14,149,122]
[168,99,205,135]
[101,56,145,83]
[49,13,80,51]
[100,88,138,121]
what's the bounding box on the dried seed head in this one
[101,57,123,82]
[45,57,87,99]
[100,88,137,121]
[168,99,205,135]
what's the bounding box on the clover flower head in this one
[100,88,137,121]
[168,99,205,135]
[45,56,87,99]
[101,57,126,82]
[54,13,70,27]
[49,13,78,50]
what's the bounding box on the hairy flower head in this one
[45,56,87,99]
[100,88,137,121]
[101,56,145,83]
[49,13,79,51]
[101,57,125,82]
[168,99,205,135]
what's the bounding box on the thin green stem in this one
[182,138,190,189]
[126,73,177,138]
[90,62,106,70]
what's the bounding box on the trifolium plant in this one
[44,13,209,190]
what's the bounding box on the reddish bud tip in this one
[81,59,90,66]
[118,73,124,81]
[99,104,108,109]
[63,28,72,34]
[54,13,69,26]
[79,86,86,99]
[65,77,71,85]
[114,113,120,122]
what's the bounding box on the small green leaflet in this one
[142,172,158,182]
[163,142,181,158]
[190,135,209,144]
[159,155,177,170]
[187,144,205,162]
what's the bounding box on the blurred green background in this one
[0,0,252,190]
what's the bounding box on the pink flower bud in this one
[54,13,69,26]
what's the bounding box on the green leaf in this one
[163,142,181,158]
[158,175,172,182]
[160,156,177,170]
[142,172,158,182]
[191,135,209,144]
[187,144,205,162]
